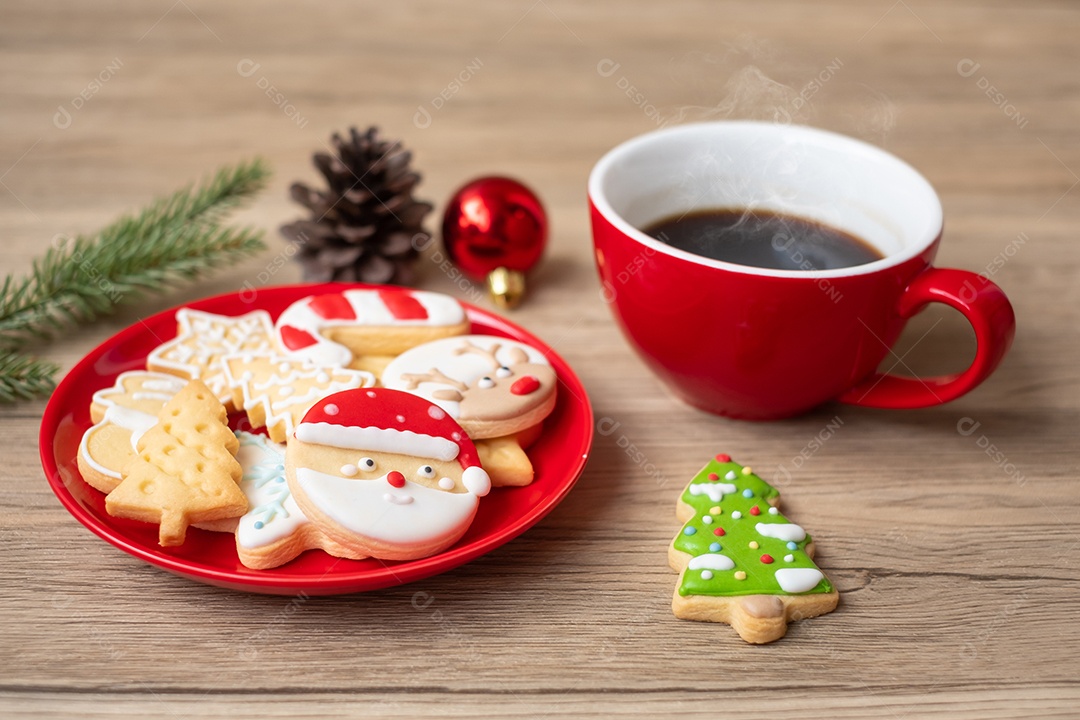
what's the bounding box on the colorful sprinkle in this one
[731,511,742,520]
[786,541,798,550]
[701,570,714,580]
[683,527,697,536]
[768,507,779,515]
[761,554,774,564]
[734,571,747,581]
[709,542,722,552]
[749,505,761,516]
[708,472,719,481]
[742,466,753,475]
[784,554,795,562]
[709,506,722,515]
[254,521,264,529]
[702,515,713,524]
[715,453,731,462]
[749,541,759,549]
[713,528,725,536]
[724,471,737,481]
[742,488,754,498]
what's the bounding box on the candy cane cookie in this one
[273,288,469,373]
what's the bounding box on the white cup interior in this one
[589,122,943,278]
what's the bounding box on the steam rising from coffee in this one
[648,45,897,267]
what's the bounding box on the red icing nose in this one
[387,471,406,488]
[510,376,540,396]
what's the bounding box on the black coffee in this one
[642,208,883,271]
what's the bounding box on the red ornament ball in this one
[761,554,774,564]
[715,453,731,462]
[749,505,761,516]
[441,176,546,280]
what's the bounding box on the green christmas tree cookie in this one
[669,453,839,643]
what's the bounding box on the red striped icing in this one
[308,293,357,320]
[379,289,428,320]
[279,325,319,350]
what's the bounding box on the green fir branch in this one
[0,352,59,403]
[0,158,270,349]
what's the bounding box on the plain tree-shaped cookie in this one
[106,380,247,546]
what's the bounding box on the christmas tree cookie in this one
[669,454,838,643]
[105,380,247,546]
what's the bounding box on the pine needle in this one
[0,351,58,403]
[0,158,270,349]
[0,158,271,402]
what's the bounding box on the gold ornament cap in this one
[486,267,526,309]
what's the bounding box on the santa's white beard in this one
[295,468,479,548]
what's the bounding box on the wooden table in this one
[2,1,1077,717]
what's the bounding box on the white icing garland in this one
[754,523,807,543]
[688,482,737,502]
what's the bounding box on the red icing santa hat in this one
[294,387,490,496]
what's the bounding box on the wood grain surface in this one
[2,0,1078,717]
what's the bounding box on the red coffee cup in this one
[589,122,1015,419]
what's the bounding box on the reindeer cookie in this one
[77,371,188,493]
[273,288,469,373]
[285,388,491,561]
[380,335,557,440]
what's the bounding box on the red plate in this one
[39,283,593,595]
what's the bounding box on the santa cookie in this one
[77,371,188,493]
[285,388,491,561]
[147,308,275,407]
[380,335,557,440]
[274,288,469,373]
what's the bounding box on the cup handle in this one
[837,267,1016,409]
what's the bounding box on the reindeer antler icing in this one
[401,368,468,392]
[453,340,503,369]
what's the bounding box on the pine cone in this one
[281,126,432,284]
